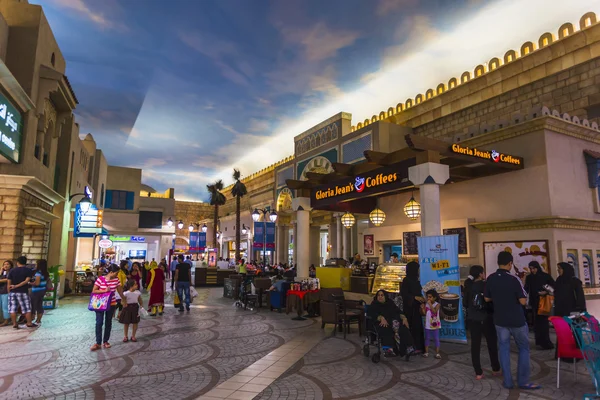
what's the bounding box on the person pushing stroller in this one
[368,289,415,360]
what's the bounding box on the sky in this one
[33,0,598,201]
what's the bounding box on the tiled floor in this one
[199,335,323,399]
[0,288,596,399]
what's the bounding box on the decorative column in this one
[336,214,343,259]
[328,217,337,261]
[342,223,350,261]
[292,197,311,278]
[281,224,289,265]
[408,162,450,237]
[292,221,298,266]
[309,225,321,267]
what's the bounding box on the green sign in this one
[0,92,22,163]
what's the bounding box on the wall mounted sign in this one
[483,240,549,277]
[311,159,415,207]
[0,92,22,163]
[98,239,113,249]
[74,204,103,238]
[450,144,522,166]
[442,228,468,255]
[403,231,421,256]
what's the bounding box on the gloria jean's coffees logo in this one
[314,172,399,200]
[451,143,521,166]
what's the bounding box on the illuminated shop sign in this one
[74,204,103,238]
[311,159,415,207]
[109,235,146,242]
[450,144,522,166]
[0,92,22,163]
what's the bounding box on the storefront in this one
[287,120,600,307]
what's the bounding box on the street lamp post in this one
[251,208,278,266]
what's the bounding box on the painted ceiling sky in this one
[34,0,596,201]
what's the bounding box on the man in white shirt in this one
[217,257,229,269]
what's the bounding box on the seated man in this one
[269,275,286,291]
[368,289,415,360]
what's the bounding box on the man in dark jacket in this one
[524,261,555,350]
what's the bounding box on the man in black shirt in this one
[7,256,37,329]
[485,251,539,390]
[174,255,191,312]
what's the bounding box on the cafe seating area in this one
[221,273,368,339]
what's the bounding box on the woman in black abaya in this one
[400,261,425,352]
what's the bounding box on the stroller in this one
[234,276,257,310]
[362,293,411,364]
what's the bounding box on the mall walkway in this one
[0,288,593,400]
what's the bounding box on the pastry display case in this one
[370,263,407,295]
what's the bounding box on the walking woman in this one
[464,265,501,380]
[0,260,13,326]
[400,261,425,352]
[554,262,586,317]
[524,261,555,349]
[31,259,50,324]
[90,264,125,351]
[147,261,166,316]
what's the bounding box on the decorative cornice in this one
[0,175,64,206]
[294,112,352,142]
[24,207,59,224]
[461,116,600,148]
[471,217,600,232]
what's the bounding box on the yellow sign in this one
[432,260,450,271]
[445,280,461,287]
[314,172,399,200]
[451,143,522,166]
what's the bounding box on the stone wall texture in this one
[414,58,600,141]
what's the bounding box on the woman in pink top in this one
[90,265,125,351]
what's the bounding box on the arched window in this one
[100,184,105,207]
[51,53,56,67]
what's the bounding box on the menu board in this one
[403,231,421,256]
[443,228,468,255]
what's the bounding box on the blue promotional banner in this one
[189,232,206,253]
[265,222,275,249]
[253,222,276,249]
[417,234,467,344]
[253,222,264,249]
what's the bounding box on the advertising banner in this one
[189,232,206,253]
[0,92,23,163]
[265,222,275,249]
[417,234,467,344]
[253,222,264,249]
[254,222,276,249]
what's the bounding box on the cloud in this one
[49,0,126,30]
[375,0,419,16]
[381,15,440,68]
[178,31,251,86]
[278,22,360,62]
[214,120,243,136]
[248,118,270,133]
[143,158,167,168]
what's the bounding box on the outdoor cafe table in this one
[286,289,320,320]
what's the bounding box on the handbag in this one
[537,294,554,316]
[174,293,180,308]
[88,291,113,312]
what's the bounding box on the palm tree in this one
[231,169,248,261]
[206,180,226,259]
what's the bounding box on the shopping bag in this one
[139,307,149,318]
[174,293,180,308]
[190,286,199,298]
[88,292,112,312]
[537,294,554,316]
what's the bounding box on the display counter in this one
[350,276,373,294]
[195,268,235,287]
[371,263,406,295]
[316,267,352,291]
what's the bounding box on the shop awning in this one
[287,134,525,211]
